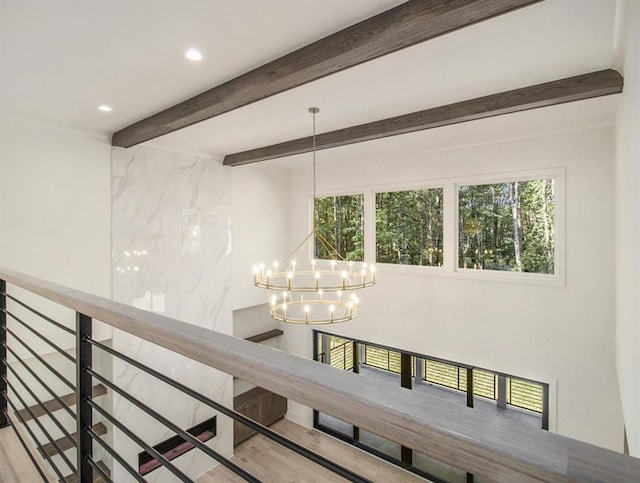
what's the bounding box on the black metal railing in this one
[329,338,354,371]
[0,280,6,430]
[2,268,640,483]
[0,278,372,482]
[314,330,553,483]
[357,334,547,417]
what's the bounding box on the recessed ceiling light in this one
[185,49,203,61]
[98,105,112,112]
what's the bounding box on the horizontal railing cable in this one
[90,338,370,483]
[87,456,113,483]
[87,367,260,483]
[4,310,75,363]
[2,324,75,392]
[4,292,75,336]
[3,378,76,476]
[2,342,76,420]
[4,361,76,451]
[87,424,146,483]
[3,393,66,482]
[4,377,76,474]
[87,399,194,483]
[2,408,49,482]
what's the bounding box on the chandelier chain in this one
[312,108,317,227]
[309,107,319,229]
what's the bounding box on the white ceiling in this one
[0,0,403,131]
[0,0,620,160]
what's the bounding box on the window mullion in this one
[364,190,375,264]
[443,182,457,273]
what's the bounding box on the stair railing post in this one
[76,312,93,482]
[400,352,413,466]
[0,279,8,428]
[466,368,474,483]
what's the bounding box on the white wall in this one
[276,125,624,451]
[0,119,112,354]
[232,163,291,310]
[614,0,640,457]
[231,162,291,397]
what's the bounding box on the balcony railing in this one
[1,267,639,482]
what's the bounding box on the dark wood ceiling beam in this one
[223,69,623,166]
[112,0,542,148]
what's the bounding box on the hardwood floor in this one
[0,424,50,482]
[199,419,427,483]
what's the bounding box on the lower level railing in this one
[314,331,549,482]
[1,267,639,482]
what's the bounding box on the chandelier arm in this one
[315,230,347,261]
[281,231,316,266]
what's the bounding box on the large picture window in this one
[375,188,443,266]
[458,179,555,274]
[314,194,364,261]
[311,171,561,284]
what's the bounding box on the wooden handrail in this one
[1,267,638,482]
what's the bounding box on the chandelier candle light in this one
[252,107,376,324]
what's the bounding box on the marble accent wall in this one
[111,146,232,482]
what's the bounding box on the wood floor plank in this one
[198,419,426,482]
[39,422,107,458]
[0,425,53,482]
[16,384,107,422]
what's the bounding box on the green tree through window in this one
[376,188,444,266]
[458,180,554,274]
[314,194,364,261]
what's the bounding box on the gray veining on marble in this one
[111,146,232,482]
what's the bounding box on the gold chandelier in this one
[253,108,376,324]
